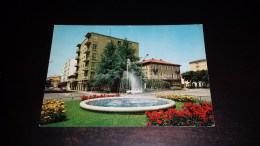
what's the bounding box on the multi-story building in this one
[47,75,61,87]
[189,59,207,71]
[61,59,77,82]
[72,32,139,91]
[181,59,208,87]
[141,58,181,86]
[61,59,77,90]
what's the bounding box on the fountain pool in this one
[80,97,175,112]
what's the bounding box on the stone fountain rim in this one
[79,97,175,112]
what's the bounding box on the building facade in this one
[61,59,77,82]
[72,32,139,91]
[47,75,61,88]
[142,58,181,86]
[61,59,77,90]
[189,59,207,71]
[181,59,208,87]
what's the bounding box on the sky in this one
[47,25,207,77]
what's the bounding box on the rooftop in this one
[85,32,139,44]
[189,59,207,64]
[142,58,181,66]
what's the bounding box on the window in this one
[93,36,98,42]
[160,65,162,70]
[91,62,95,70]
[166,66,168,70]
[90,72,95,79]
[93,44,97,51]
[118,41,121,45]
[107,39,112,43]
[92,53,97,61]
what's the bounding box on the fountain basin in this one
[80,97,175,112]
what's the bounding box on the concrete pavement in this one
[42,88,212,101]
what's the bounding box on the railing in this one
[84,48,90,54]
[74,63,79,67]
[83,67,89,71]
[85,39,91,45]
[76,48,80,53]
[81,76,88,80]
[82,58,90,62]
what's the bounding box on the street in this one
[42,88,212,101]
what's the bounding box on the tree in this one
[92,41,121,91]
[182,70,210,88]
[92,39,140,92]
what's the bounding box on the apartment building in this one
[61,59,77,82]
[47,75,61,87]
[61,59,77,90]
[181,59,208,87]
[189,59,207,71]
[142,58,181,86]
[72,32,139,91]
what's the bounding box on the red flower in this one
[157,119,163,125]
[147,122,152,126]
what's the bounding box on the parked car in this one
[60,87,67,92]
[44,86,49,92]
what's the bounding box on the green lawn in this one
[41,100,185,127]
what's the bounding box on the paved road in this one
[43,88,211,101]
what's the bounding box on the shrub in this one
[80,93,120,101]
[145,102,214,126]
[40,99,67,125]
[156,94,198,103]
[171,86,182,90]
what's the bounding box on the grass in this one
[41,100,186,127]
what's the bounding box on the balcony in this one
[74,63,79,67]
[75,56,80,60]
[76,48,80,53]
[83,67,89,71]
[81,76,88,80]
[74,71,78,75]
[85,39,91,45]
[82,58,90,62]
[83,48,90,54]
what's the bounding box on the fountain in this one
[79,58,175,112]
[80,97,175,112]
[126,71,143,94]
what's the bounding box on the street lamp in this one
[140,54,149,91]
[126,59,130,91]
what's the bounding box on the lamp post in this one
[127,59,130,91]
[140,54,149,91]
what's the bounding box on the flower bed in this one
[156,94,198,103]
[145,102,214,126]
[171,86,183,90]
[80,93,120,101]
[40,99,67,125]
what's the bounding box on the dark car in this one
[60,87,67,92]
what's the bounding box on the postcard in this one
[40,25,214,127]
